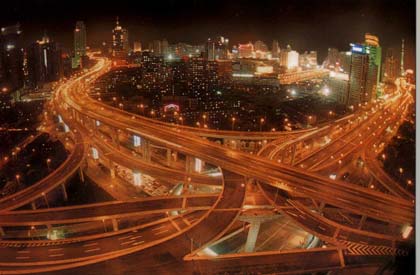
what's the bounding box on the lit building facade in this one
[72,21,86,68]
[0,23,23,92]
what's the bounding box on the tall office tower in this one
[347,44,369,106]
[324,48,339,69]
[112,17,126,60]
[238,43,254,58]
[72,21,86,69]
[0,23,24,92]
[152,40,162,56]
[400,39,405,76]
[364,33,382,99]
[272,40,280,58]
[133,41,142,53]
[280,50,299,69]
[205,39,215,61]
[383,48,398,83]
[254,40,268,52]
[299,51,317,69]
[122,28,129,52]
[338,51,352,73]
[187,57,208,102]
[26,34,63,88]
[161,39,169,56]
[205,37,229,61]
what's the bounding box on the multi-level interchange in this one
[0,56,414,274]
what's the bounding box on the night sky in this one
[0,0,416,66]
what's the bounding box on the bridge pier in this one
[244,221,261,252]
[79,167,85,183]
[61,184,68,201]
[0,226,5,237]
[112,219,119,231]
[185,155,193,174]
[290,144,297,166]
[31,201,37,210]
[111,128,120,149]
[142,139,151,162]
[239,213,280,253]
[358,215,367,230]
[166,149,172,167]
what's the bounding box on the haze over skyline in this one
[0,0,415,65]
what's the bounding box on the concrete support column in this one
[112,219,119,231]
[290,144,297,165]
[142,139,151,162]
[111,128,120,149]
[173,151,178,162]
[185,155,193,174]
[106,158,116,178]
[166,149,172,167]
[31,201,37,210]
[358,215,367,230]
[61,184,68,201]
[244,221,261,252]
[79,167,85,183]
[0,226,5,237]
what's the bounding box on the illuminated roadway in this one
[60,57,414,225]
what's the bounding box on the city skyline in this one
[0,0,415,65]
[0,1,416,274]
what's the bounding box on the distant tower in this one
[73,21,87,69]
[400,39,405,76]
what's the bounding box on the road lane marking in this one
[121,240,136,246]
[154,229,169,236]
[49,254,64,257]
[15,256,30,260]
[132,241,145,246]
[16,251,30,254]
[129,235,143,240]
[169,218,182,232]
[151,225,167,231]
[84,248,101,253]
[118,235,133,240]
[82,242,98,247]
[48,248,63,252]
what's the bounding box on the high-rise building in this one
[271,40,279,58]
[299,51,317,69]
[238,43,254,58]
[347,34,382,106]
[205,37,229,61]
[0,23,23,92]
[161,39,169,56]
[324,48,339,69]
[112,17,127,60]
[133,41,142,53]
[400,39,405,76]
[383,48,398,83]
[280,49,299,69]
[363,33,382,98]
[72,21,86,69]
[152,40,162,56]
[26,34,63,88]
[122,28,129,52]
[347,46,369,106]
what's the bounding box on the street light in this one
[15,174,21,185]
[46,158,52,171]
[259,118,265,131]
[231,117,236,130]
[179,116,184,125]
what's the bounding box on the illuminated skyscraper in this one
[205,37,229,61]
[364,33,382,98]
[383,48,398,83]
[72,21,86,68]
[112,17,127,60]
[400,39,405,76]
[238,43,254,58]
[271,40,279,58]
[0,23,23,91]
[133,41,142,53]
